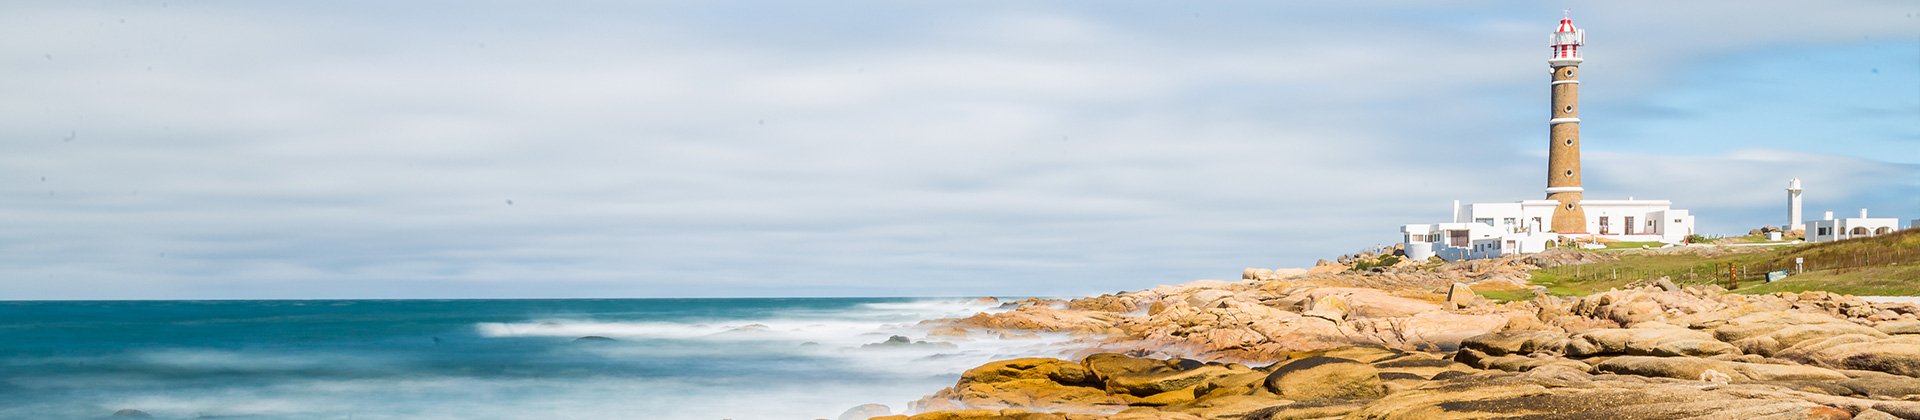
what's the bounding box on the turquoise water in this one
[0,298,1063,419]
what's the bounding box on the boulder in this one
[942,379,1124,412]
[1878,321,1920,335]
[1301,295,1349,323]
[1594,356,1848,381]
[1445,282,1476,307]
[1565,328,1737,358]
[1167,395,1290,420]
[838,403,892,420]
[957,358,1095,386]
[1459,330,1569,357]
[1108,365,1237,397]
[1243,268,1277,281]
[1263,356,1385,400]
[1790,336,1920,377]
[1082,353,1165,382]
[1243,399,1367,420]
[1352,372,1842,419]
[1653,277,1680,292]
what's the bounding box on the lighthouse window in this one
[1564,105,1573,113]
[1564,170,1573,177]
[1565,69,1574,77]
[1566,204,1575,210]
[1565,139,1573,146]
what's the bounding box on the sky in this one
[2,1,1916,300]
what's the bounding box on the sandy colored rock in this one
[1459,330,1569,357]
[1594,356,1848,381]
[1109,365,1237,397]
[1263,356,1385,400]
[1445,282,1475,308]
[1564,327,1738,358]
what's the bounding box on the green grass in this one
[1714,233,1797,244]
[1475,289,1538,302]
[1596,241,1666,250]
[1527,230,1920,296]
[1529,251,1782,296]
[1734,266,1920,296]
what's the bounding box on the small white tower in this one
[1786,178,1804,231]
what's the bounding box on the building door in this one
[1599,216,1611,235]
[1624,216,1636,235]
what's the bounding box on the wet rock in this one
[837,403,891,420]
[863,335,959,349]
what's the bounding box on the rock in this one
[1263,356,1385,400]
[930,378,1124,412]
[572,336,617,342]
[1353,372,1840,419]
[1108,365,1236,397]
[1454,349,1591,373]
[1856,409,1904,420]
[1565,328,1737,358]
[1243,268,1277,281]
[1168,395,1290,420]
[1594,356,1848,381]
[1082,353,1166,383]
[959,358,1096,386]
[1878,321,1920,335]
[1445,282,1475,307]
[838,403,892,420]
[1459,330,1569,357]
[863,335,959,349]
[111,409,152,418]
[1242,399,1366,420]
[1788,335,1920,377]
[1301,295,1349,323]
[1653,277,1679,292]
[1713,311,1887,356]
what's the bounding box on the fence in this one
[1533,246,1920,289]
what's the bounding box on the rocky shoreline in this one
[844,251,1920,419]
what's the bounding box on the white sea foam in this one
[2,299,1064,420]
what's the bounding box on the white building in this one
[1805,209,1901,243]
[1401,199,1696,261]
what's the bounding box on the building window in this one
[1817,227,1831,236]
[1503,217,1517,226]
[1476,218,1495,226]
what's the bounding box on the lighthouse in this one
[1786,178,1804,231]
[1545,16,1587,233]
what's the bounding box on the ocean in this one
[0,298,1068,419]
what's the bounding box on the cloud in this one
[0,1,1914,298]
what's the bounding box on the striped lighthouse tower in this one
[1545,15,1587,234]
